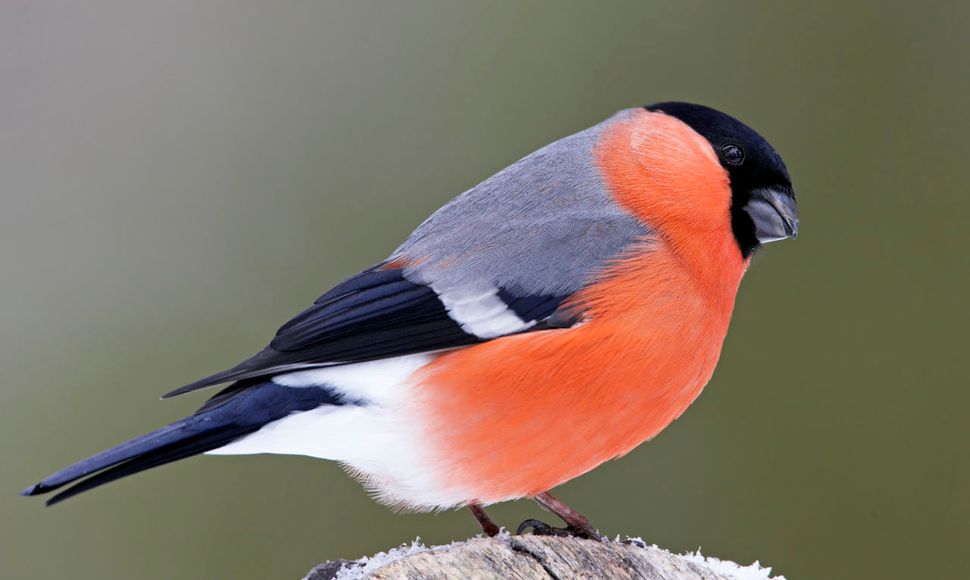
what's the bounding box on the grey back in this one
[393,108,650,297]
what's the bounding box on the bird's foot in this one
[526,491,607,541]
[515,518,605,541]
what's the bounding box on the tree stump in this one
[304,535,782,579]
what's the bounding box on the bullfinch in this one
[23,102,798,539]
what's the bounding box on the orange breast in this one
[415,244,741,503]
[413,109,748,503]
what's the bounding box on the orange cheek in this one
[596,109,746,292]
[596,109,732,237]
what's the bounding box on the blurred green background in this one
[2,2,968,579]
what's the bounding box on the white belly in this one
[206,354,467,510]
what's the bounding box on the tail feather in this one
[21,421,202,497]
[22,379,344,504]
[43,426,253,506]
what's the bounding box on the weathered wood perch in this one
[305,535,781,579]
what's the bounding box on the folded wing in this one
[166,114,650,398]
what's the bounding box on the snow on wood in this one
[304,533,784,579]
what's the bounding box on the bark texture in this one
[304,535,777,580]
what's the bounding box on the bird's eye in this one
[721,144,744,165]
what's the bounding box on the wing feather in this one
[165,113,650,398]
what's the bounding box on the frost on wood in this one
[304,534,784,580]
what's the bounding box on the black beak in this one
[746,187,799,244]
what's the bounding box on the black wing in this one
[163,265,570,398]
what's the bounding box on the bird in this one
[22,102,798,539]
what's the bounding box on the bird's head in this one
[598,102,797,259]
[644,102,798,257]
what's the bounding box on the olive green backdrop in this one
[2,2,967,579]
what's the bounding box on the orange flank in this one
[416,110,749,504]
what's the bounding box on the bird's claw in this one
[516,518,565,537]
[515,518,605,541]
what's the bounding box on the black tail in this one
[22,379,344,505]
[21,421,256,506]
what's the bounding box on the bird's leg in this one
[535,492,597,535]
[469,502,501,537]
[516,491,605,541]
